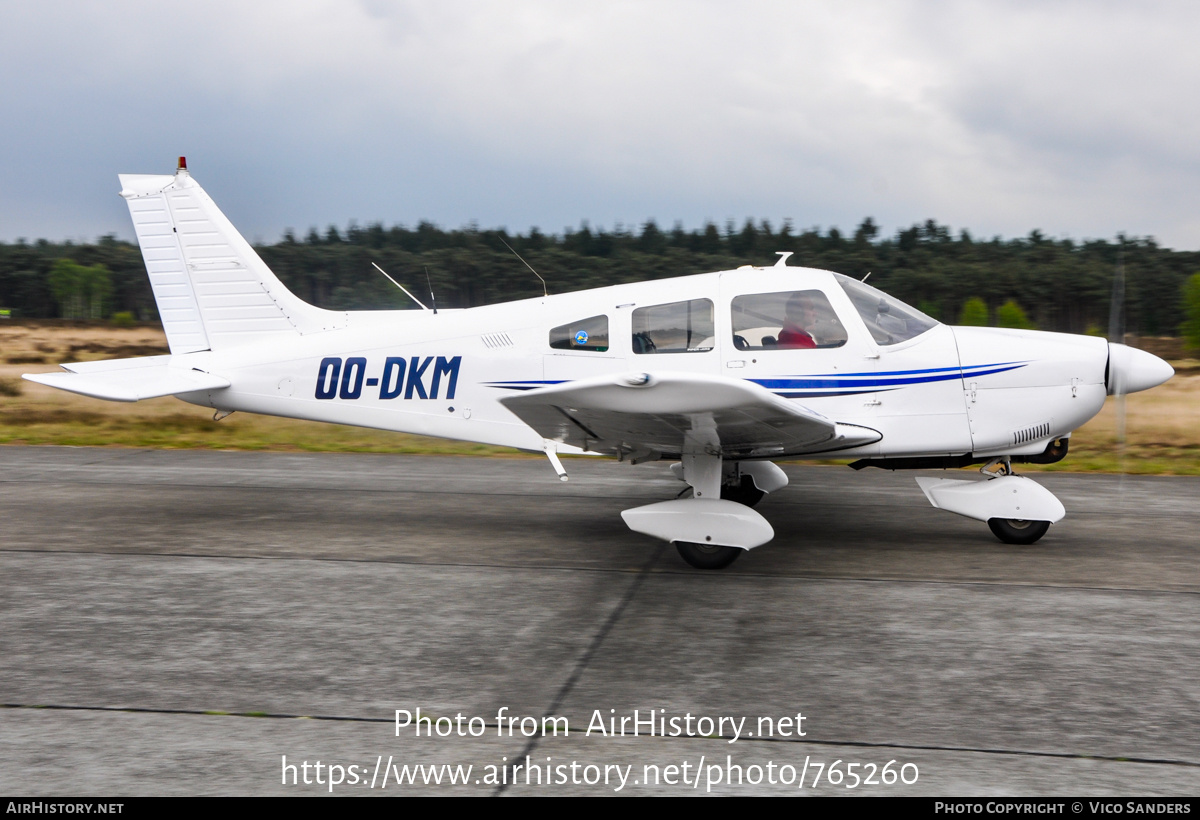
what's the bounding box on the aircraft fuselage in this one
[174,267,1115,464]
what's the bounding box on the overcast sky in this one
[2,1,1199,250]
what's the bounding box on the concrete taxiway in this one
[2,446,1198,795]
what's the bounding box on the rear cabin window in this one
[632,299,714,354]
[731,290,847,350]
[549,315,609,351]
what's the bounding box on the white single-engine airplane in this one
[26,161,1175,569]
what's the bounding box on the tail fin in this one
[119,163,346,354]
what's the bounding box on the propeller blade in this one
[1110,246,1127,477]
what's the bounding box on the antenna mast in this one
[424,266,438,315]
[371,262,429,310]
[498,236,548,297]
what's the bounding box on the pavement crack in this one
[493,542,667,796]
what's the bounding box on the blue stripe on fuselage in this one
[484,379,568,391]
[750,362,1026,392]
[482,362,1028,398]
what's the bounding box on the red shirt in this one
[777,327,816,349]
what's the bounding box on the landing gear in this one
[669,460,786,508]
[987,518,1051,545]
[916,455,1065,546]
[676,541,743,570]
[980,458,1052,544]
[720,475,765,507]
[623,450,775,569]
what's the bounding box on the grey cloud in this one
[1,1,1199,248]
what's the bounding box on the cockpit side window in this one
[731,290,847,351]
[632,298,714,354]
[834,273,938,345]
[549,315,609,352]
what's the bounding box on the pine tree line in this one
[2,218,1199,337]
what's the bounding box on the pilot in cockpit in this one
[777,291,846,349]
[777,293,818,349]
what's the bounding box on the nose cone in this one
[1107,343,1174,395]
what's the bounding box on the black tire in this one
[676,541,743,570]
[987,518,1051,545]
[720,476,765,508]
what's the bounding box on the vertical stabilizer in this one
[119,164,346,353]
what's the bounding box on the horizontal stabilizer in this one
[24,357,229,402]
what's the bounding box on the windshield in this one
[834,273,938,345]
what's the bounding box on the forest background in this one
[4,216,1200,472]
[4,216,1200,341]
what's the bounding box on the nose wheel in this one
[675,541,743,569]
[916,458,1064,546]
[987,518,1051,545]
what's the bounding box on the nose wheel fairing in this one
[916,466,1065,545]
[915,474,1066,525]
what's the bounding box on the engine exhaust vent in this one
[1013,421,1051,445]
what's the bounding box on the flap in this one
[499,371,880,459]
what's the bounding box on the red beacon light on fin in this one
[177,156,187,172]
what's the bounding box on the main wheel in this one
[675,541,743,570]
[720,476,765,508]
[987,518,1051,545]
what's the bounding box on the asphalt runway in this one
[2,446,1198,796]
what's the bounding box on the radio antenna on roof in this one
[498,236,548,297]
[424,266,438,315]
[371,262,429,311]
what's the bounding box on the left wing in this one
[499,371,880,459]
